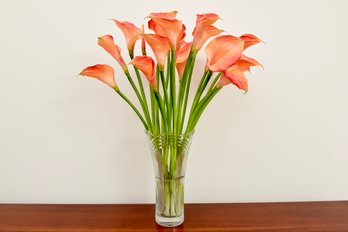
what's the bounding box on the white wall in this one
[0,0,347,203]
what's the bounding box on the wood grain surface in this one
[1,202,348,231]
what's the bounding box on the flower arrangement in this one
[80,11,262,227]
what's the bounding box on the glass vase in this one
[146,131,194,227]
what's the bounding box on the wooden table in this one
[1,202,348,231]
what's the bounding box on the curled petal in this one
[218,65,248,91]
[142,34,170,70]
[176,41,191,78]
[148,19,166,37]
[149,18,184,48]
[240,34,262,50]
[112,20,141,55]
[195,13,220,29]
[149,11,177,20]
[148,12,184,48]
[80,64,119,91]
[129,56,157,91]
[98,35,127,71]
[192,25,223,51]
[192,13,221,51]
[236,55,263,71]
[205,35,244,72]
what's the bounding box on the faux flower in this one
[80,64,119,91]
[205,35,244,72]
[142,34,171,70]
[147,11,185,48]
[240,34,262,50]
[176,41,191,79]
[112,20,141,56]
[129,56,157,91]
[98,35,127,71]
[192,13,222,51]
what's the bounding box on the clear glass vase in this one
[146,131,194,227]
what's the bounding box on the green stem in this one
[176,51,195,134]
[180,52,197,133]
[188,71,210,118]
[160,70,170,130]
[116,90,148,130]
[170,49,177,134]
[208,72,222,92]
[186,87,221,134]
[125,70,153,132]
[154,91,167,132]
[134,66,151,125]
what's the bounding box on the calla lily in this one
[148,12,185,48]
[218,65,248,91]
[235,55,263,72]
[130,56,157,91]
[98,35,127,71]
[192,25,223,51]
[112,20,141,56]
[240,34,262,50]
[176,41,191,79]
[205,35,244,72]
[217,55,262,91]
[142,34,170,70]
[192,13,222,51]
[80,64,119,91]
[195,13,220,28]
[149,11,177,20]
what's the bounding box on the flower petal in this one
[129,56,157,91]
[112,20,141,55]
[219,65,248,91]
[98,35,127,71]
[205,35,244,72]
[80,64,119,91]
[147,12,184,48]
[240,34,262,50]
[176,41,191,78]
[235,55,263,71]
[149,11,177,20]
[192,25,223,51]
[142,34,170,70]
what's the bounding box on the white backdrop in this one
[1,0,348,203]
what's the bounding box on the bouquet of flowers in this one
[80,11,262,227]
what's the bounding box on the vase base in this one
[156,214,184,227]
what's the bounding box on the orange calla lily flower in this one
[192,13,222,51]
[148,12,185,48]
[130,56,157,91]
[192,25,223,51]
[218,65,248,91]
[240,34,262,50]
[235,55,263,72]
[142,34,170,70]
[112,20,141,56]
[149,11,177,20]
[205,35,244,72]
[80,64,119,91]
[98,35,127,71]
[217,55,262,91]
[176,41,191,79]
